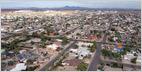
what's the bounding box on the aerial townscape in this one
[1,9,141,71]
[1,0,141,71]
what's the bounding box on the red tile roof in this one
[87,35,97,40]
[64,59,81,66]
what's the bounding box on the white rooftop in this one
[47,44,59,50]
[10,63,26,71]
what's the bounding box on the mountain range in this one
[1,6,140,11]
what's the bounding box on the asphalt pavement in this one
[87,42,102,71]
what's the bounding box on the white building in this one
[69,42,92,59]
[77,42,93,47]
[47,44,60,50]
[10,63,27,71]
[124,53,135,60]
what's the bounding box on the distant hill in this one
[1,6,141,12]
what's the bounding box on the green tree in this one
[26,59,34,65]
[115,31,122,42]
[43,25,53,35]
[14,47,20,54]
[124,43,131,52]
[89,41,96,52]
[32,32,38,37]
[8,39,19,50]
[76,33,81,36]
[101,49,109,57]
[40,41,46,48]
[98,65,104,71]
[74,44,79,49]
[40,32,47,48]
[77,62,88,71]
[93,30,97,34]
[111,63,119,68]
[31,41,34,45]
[131,57,137,64]
[101,49,122,60]
[61,36,69,45]
[108,37,114,42]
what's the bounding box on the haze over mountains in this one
[1,6,140,12]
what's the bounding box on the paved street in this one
[87,42,102,71]
[61,25,81,36]
[102,59,141,69]
[38,41,76,71]
[87,24,111,71]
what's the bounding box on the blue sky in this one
[0,0,141,9]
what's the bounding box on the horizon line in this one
[1,6,141,10]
